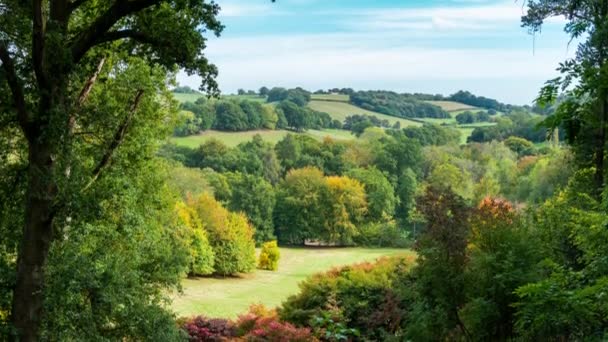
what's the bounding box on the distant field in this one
[171,129,355,148]
[171,247,413,318]
[171,93,266,104]
[310,94,350,102]
[426,100,477,112]
[172,92,205,103]
[308,100,422,128]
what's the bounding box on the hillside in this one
[308,100,422,127]
[426,100,477,112]
[171,129,355,148]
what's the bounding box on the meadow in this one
[172,92,266,104]
[171,247,412,318]
[426,100,477,112]
[308,100,422,127]
[170,129,356,148]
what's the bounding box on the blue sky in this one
[177,0,574,104]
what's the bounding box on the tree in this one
[187,194,256,276]
[223,173,276,244]
[503,136,534,156]
[406,187,471,340]
[346,167,397,222]
[259,86,270,96]
[323,176,367,244]
[274,167,327,244]
[0,1,222,339]
[524,0,608,195]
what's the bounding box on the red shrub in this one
[182,316,237,341]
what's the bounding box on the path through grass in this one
[171,247,411,318]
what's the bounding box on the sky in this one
[177,0,575,105]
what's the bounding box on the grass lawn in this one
[458,127,475,144]
[426,100,477,112]
[308,100,422,128]
[310,94,350,102]
[170,129,356,148]
[171,247,413,318]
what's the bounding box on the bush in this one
[279,256,415,341]
[182,316,237,341]
[258,240,280,271]
[354,221,411,248]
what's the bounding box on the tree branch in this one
[70,0,162,63]
[69,57,106,133]
[94,29,156,46]
[0,43,32,139]
[82,90,144,191]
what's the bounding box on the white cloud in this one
[179,32,573,104]
[341,2,537,32]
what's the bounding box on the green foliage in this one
[274,167,367,245]
[188,194,256,276]
[503,136,535,156]
[350,91,449,118]
[346,167,397,222]
[405,186,471,340]
[279,256,415,341]
[354,221,411,248]
[223,173,276,243]
[402,123,461,146]
[455,110,492,124]
[258,241,281,271]
[175,202,215,276]
[41,161,190,341]
[449,90,507,111]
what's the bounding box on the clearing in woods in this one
[171,247,413,318]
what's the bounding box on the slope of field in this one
[310,94,349,102]
[170,129,355,148]
[172,93,267,104]
[426,100,477,112]
[308,101,422,127]
[171,247,413,318]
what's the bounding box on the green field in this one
[426,100,477,112]
[170,129,355,148]
[172,92,205,103]
[308,100,422,128]
[310,94,350,102]
[171,92,267,104]
[171,247,412,318]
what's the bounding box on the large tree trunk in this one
[11,140,56,342]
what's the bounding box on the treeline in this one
[350,90,450,119]
[468,111,549,143]
[175,95,335,135]
[455,110,494,124]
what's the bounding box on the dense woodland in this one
[1,0,608,341]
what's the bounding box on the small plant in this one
[258,240,280,271]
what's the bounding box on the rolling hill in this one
[308,100,422,128]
